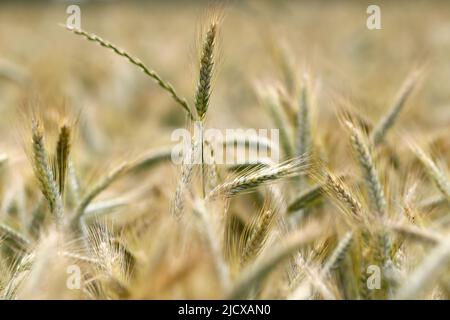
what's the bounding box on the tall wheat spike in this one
[194,21,218,197]
[194,22,217,120]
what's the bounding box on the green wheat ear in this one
[195,22,217,120]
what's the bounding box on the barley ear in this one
[345,121,387,217]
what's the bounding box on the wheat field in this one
[0,1,449,300]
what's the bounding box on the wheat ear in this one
[241,208,277,265]
[321,231,353,277]
[194,22,217,120]
[172,141,195,218]
[53,124,71,197]
[0,154,7,167]
[346,121,387,216]
[0,223,31,253]
[31,119,64,223]
[371,69,420,145]
[287,183,323,213]
[208,157,309,199]
[412,145,450,202]
[325,172,362,219]
[194,22,217,197]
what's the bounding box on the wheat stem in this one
[65,26,193,119]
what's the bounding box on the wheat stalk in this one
[388,223,442,245]
[65,25,193,119]
[325,172,362,219]
[194,22,217,120]
[193,199,230,291]
[72,162,129,229]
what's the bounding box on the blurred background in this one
[0,0,449,168]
